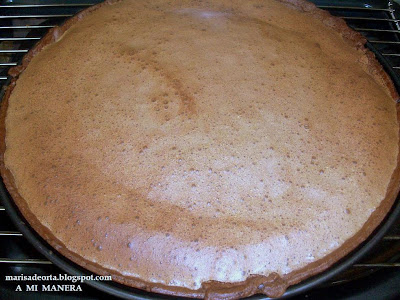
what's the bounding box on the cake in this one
[1,0,400,299]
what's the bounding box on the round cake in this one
[1,0,400,298]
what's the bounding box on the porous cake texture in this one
[1,0,400,298]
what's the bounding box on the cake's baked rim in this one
[1,0,400,299]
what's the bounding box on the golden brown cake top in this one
[2,0,399,298]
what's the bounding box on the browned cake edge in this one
[1,0,400,299]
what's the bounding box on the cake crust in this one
[1,0,400,299]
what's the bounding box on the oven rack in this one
[0,0,400,297]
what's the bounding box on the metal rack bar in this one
[0,258,52,264]
[342,17,400,21]
[0,37,40,41]
[0,62,17,66]
[353,28,400,33]
[0,231,22,237]
[0,4,94,8]
[354,263,400,267]
[0,25,55,29]
[0,206,5,211]
[316,6,391,11]
[388,0,400,31]
[383,235,400,240]
[0,50,28,53]
[0,15,72,19]
[369,40,400,44]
